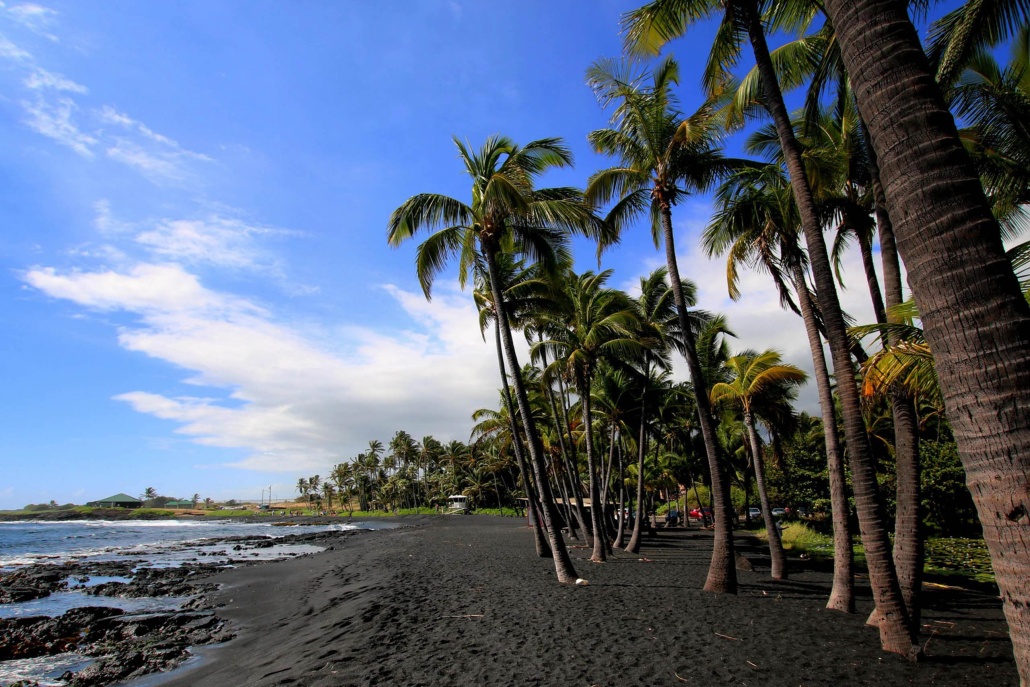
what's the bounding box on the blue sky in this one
[0,1,963,509]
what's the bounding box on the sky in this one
[0,1,962,509]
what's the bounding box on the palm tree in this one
[822,0,1030,673]
[586,56,743,593]
[474,256,556,556]
[950,24,1030,227]
[624,1,915,653]
[535,269,642,562]
[712,350,806,580]
[704,162,856,611]
[295,478,308,506]
[142,487,157,502]
[388,136,605,583]
[621,267,682,553]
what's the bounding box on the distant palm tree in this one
[142,487,157,501]
[535,269,641,562]
[711,349,807,580]
[586,56,744,593]
[388,135,604,583]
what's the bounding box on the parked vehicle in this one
[771,507,787,518]
[689,506,713,522]
[747,507,761,520]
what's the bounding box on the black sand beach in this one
[148,515,1015,687]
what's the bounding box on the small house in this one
[164,499,195,509]
[86,493,142,509]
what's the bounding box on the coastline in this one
[149,515,1015,687]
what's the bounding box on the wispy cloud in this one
[133,216,292,271]
[96,107,211,183]
[5,3,58,41]
[0,32,30,60]
[21,95,96,156]
[25,66,86,92]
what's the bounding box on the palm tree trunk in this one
[555,372,593,538]
[485,249,577,583]
[578,368,607,563]
[493,325,552,558]
[615,443,627,547]
[625,393,649,554]
[868,133,924,632]
[855,226,888,325]
[660,203,737,593]
[793,265,854,612]
[538,343,583,540]
[744,412,787,580]
[742,0,913,653]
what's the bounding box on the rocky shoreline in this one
[0,526,358,687]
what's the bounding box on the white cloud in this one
[21,95,95,156]
[24,261,510,473]
[24,66,85,92]
[23,262,263,315]
[0,33,30,60]
[133,216,287,271]
[6,3,58,41]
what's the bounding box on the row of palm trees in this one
[387,0,1030,681]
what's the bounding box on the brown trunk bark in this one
[556,372,593,539]
[856,226,888,325]
[485,249,578,583]
[625,393,649,554]
[793,267,855,612]
[868,134,925,633]
[577,367,608,563]
[742,0,914,654]
[539,345,581,540]
[660,203,737,593]
[494,324,551,558]
[615,441,627,548]
[745,412,787,580]
[830,3,1030,670]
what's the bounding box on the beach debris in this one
[638,557,654,562]
[746,660,759,669]
[714,632,742,641]
[575,578,590,586]
[674,671,689,682]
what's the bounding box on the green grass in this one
[750,522,995,588]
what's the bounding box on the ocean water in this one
[0,518,372,568]
[0,518,394,685]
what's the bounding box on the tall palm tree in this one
[711,350,807,580]
[624,0,915,653]
[388,135,605,583]
[586,56,742,593]
[535,269,642,562]
[474,256,555,556]
[822,0,1030,674]
[705,162,856,611]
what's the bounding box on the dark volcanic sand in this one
[155,516,1016,687]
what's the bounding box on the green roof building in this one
[164,500,195,509]
[86,493,143,508]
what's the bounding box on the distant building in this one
[86,493,143,509]
[164,500,195,509]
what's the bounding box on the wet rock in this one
[0,567,68,603]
